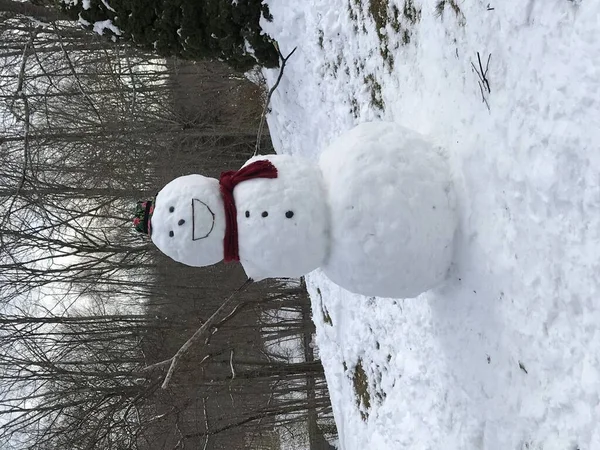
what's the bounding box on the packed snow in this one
[152,175,227,267]
[92,19,121,37]
[318,122,456,298]
[260,0,600,449]
[150,123,454,297]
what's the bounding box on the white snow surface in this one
[236,154,330,280]
[319,122,456,298]
[260,1,600,449]
[92,19,121,36]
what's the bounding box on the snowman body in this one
[234,154,330,280]
[318,122,456,298]
[149,122,456,298]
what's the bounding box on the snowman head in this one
[150,175,225,267]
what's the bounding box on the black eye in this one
[261,211,268,218]
[245,211,250,218]
[169,231,174,237]
[285,211,294,218]
[178,219,185,226]
[169,206,175,213]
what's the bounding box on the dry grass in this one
[352,359,371,421]
[364,74,385,111]
[365,0,422,68]
[435,0,466,25]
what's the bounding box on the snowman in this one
[135,122,457,298]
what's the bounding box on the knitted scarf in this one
[219,160,278,262]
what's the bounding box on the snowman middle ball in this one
[234,155,330,280]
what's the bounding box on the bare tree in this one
[0,10,334,450]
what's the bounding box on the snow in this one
[319,122,456,298]
[152,125,453,297]
[235,155,329,280]
[61,0,114,12]
[92,19,122,37]
[61,0,92,9]
[259,0,600,449]
[152,175,226,267]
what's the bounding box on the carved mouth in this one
[191,198,215,240]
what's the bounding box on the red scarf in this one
[219,160,278,262]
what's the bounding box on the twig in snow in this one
[156,278,254,389]
[477,80,490,111]
[471,52,491,93]
[254,46,298,157]
[518,361,528,374]
[471,52,491,110]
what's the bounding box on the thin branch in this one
[202,397,210,450]
[471,52,491,111]
[477,81,490,111]
[0,28,37,234]
[229,350,236,380]
[471,52,491,93]
[159,278,254,389]
[254,46,298,156]
[214,298,251,328]
[52,23,104,125]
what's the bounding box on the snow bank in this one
[261,0,600,448]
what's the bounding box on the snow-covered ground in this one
[261,1,600,449]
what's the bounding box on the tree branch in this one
[254,46,297,156]
[52,23,103,124]
[158,278,253,389]
[0,28,37,235]
[229,349,236,380]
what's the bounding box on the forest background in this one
[0,3,336,449]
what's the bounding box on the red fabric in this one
[219,160,278,262]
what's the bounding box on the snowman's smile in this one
[191,198,215,240]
